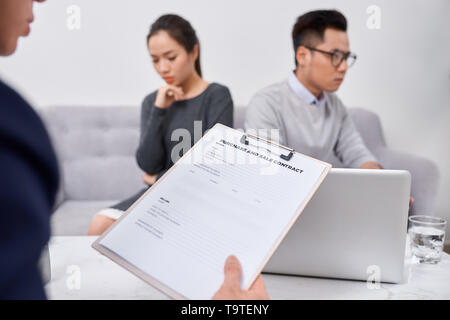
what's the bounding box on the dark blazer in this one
[0,79,59,299]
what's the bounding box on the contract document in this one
[92,124,331,299]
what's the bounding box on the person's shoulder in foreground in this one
[0,79,59,299]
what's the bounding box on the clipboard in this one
[92,123,331,299]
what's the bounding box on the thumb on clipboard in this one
[212,255,270,300]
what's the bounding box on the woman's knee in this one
[88,214,115,235]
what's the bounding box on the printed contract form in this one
[93,124,330,299]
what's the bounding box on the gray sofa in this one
[40,106,440,236]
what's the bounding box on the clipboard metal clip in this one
[240,134,294,161]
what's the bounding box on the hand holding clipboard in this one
[93,124,330,299]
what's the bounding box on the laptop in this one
[263,168,411,283]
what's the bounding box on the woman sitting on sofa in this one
[88,14,233,235]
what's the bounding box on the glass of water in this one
[408,215,447,264]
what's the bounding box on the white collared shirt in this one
[287,71,326,107]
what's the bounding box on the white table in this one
[44,236,450,300]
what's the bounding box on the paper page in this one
[98,125,329,299]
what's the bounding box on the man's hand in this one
[143,173,158,186]
[359,162,415,207]
[409,196,414,208]
[360,161,382,169]
[212,255,269,300]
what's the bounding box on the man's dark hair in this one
[292,10,347,65]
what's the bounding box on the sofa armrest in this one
[374,147,440,215]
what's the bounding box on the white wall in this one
[1,0,449,241]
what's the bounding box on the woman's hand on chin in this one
[154,85,184,109]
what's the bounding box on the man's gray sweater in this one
[244,79,376,168]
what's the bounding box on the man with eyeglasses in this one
[245,9,382,170]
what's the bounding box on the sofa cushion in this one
[41,106,144,201]
[51,200,118,235]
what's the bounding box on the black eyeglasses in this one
[303,45,357,68]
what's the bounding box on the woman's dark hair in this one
[147,14,202,77]
[292,10,347,65]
